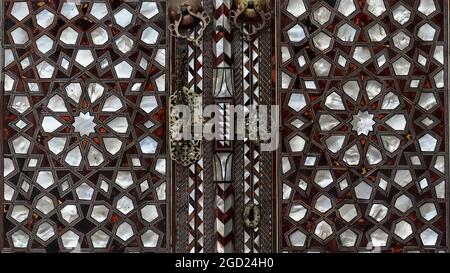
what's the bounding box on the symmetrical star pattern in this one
[73,112,96,137]
[280,0,447,252]
[2,0,168,252]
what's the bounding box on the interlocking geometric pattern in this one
[2,0,168,252]
[2,0,448,254]
[279,0,448,252]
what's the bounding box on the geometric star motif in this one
[73,112,96,137]
[350,110,376,136]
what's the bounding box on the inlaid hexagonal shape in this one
[141,205,159,223]
[339,204,358,222]
[36,195,55,215]
[75,49,95,67]
[313,58,332,77]
[366,0,386,17]
[114,8,133,28]
[36,35,55,54]
[392,31,411,51]
[10,205,29,223]
[353,46,371,64]
[369,228,388,247]
[116,221,134,241]
[419,203,438,221]
[61,2,79,20]
[115,171,134,189]
[60,26,79,45]
[11,2,30,21]
[312,32,332,51]
[337,23,357,42]
[60,230,80,249]
[115,34,134,53]
[140,1,159,19]
[288,135,306,153]
[36,9,55,28]
[91,26,108,45]
[141,26,159,45]
[338,0,357,16]
[393,220,413,240]
[394,194,413,213]
[313,6,331,25]
[90,2,108,20]
[420,227,439,246]
[36,222,55,242]
[392,57,411,76]
[36,61,55,79]
[36,171,55,189]
[314,220,333,241]
[289,204,307,222]
[60,204,80,224]
[116,195,135,215]
[11,27,29,44]
[139,136,158,154]
[91,205,110,223]
[314,195,332,213]
[12,136,31,154]
[392,4,411,25]
[287,24,306,43]
[314,170,333,188]
[368,203,389,222]
[91,230,110,248]
[367,23,387,42]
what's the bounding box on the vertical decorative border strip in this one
[0,0,4,251]
[202,0,216,254]
[275,0,282,253]
[259,17,273,253]
[277,0,449,252]
[274,0,280,253]
[445,0,449,253]
[174,38,189,252]
[232,29,245,253]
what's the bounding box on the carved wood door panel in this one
[1,0,449,253]
[1,0,170,252]
[278,0,449,252]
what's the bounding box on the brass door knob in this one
[168,1,210,46]
[230,0,271,40]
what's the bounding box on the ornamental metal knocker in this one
[243,202,261,229]
[230,0,271,40]
[168,1,210,46]
[169,87,203,167]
